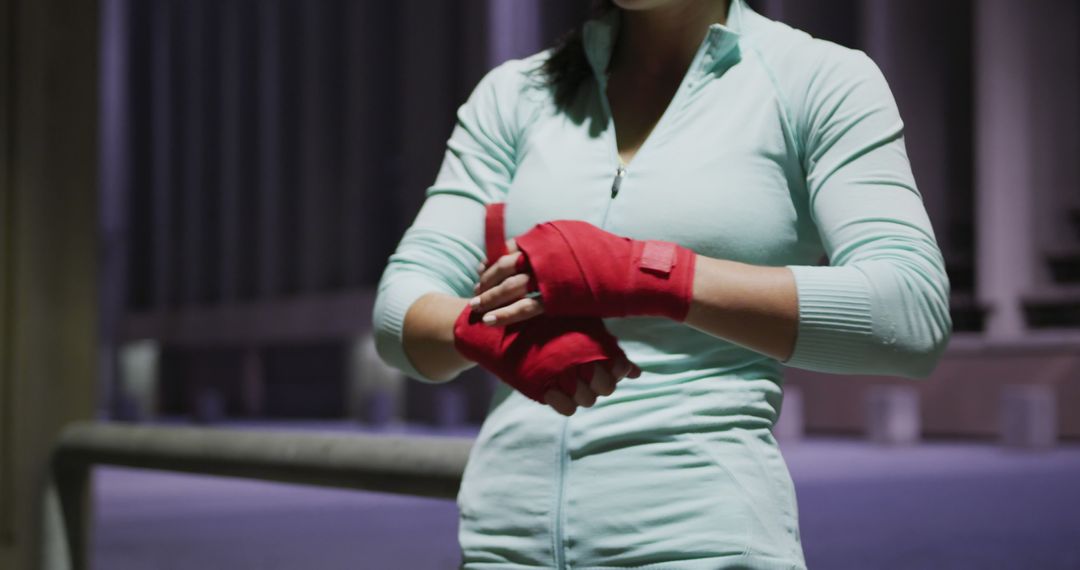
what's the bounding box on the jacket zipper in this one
[552,419,570,569]
[610,165,626,198]
[553,46,706,567]
[597,75,625,230]
[596,42,709,229]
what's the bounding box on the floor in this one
[91,423,1080,569]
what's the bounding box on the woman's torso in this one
[459,4,824,568]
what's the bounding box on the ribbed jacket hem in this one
[372,279,454,384]
[782,264,875,372]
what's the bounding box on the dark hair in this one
[540,1,617,110]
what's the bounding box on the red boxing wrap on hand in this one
[453,310,627,403]
[452,204,631,404]
[513,221,697,321]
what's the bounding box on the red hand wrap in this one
[452,204,631,404]
[513,221,697,321]
[453,310,627,403]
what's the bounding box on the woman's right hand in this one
[454,200,641,415]
[452,305,641,414]
[542,358,642,416]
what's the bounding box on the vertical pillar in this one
[150,1,176,309]
[865,386,920,445]
[487,0,542,67]
[974,0,1039,338]
[117,341,160,422]
[395,0,458,225]
[342,1,399,287]
[182,0,207,306]
[0,0,99,566]
[98,0,131,420]
[298,1,338,294]
[216,0,259,303]
[1000,385,1057,449]
[1027,2,1080,268]
[219,0,242,304]
[347,333,405,427]
[257,0,284,299]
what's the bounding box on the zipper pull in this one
[611,165,627,199]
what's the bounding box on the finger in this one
[471,273,532,313]
[573,380,598,408]
[609,358,632,382]
[589,363,617,396]
[476,252,525,295]
[588,363,617,396]
[505,238,520,254]
[480,297,544,326]
[543,389,578,416]
[613,361,642,384]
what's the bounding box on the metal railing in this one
[47,421,474,570]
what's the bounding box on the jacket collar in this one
[583,0,748,84]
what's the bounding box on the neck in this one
[610,0,731,77]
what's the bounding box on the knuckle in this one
[509,273,530,290]
[485,283,505,301]
[513,299,535,317]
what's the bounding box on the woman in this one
[373,0,952,567]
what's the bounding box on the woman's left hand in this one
[469,238,545,327]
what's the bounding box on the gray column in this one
[98,0,131,420]
[151,2,176,309]
[974,0,1040,339]
[487,0,542,67]
[298,1,336,294]
[117,340,161,422]
[395,0,458,225]
[219,0,242,304]
[342,2,393,288]
[257,0,284,299]
[182,0,207,306]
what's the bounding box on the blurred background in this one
[2,0,1078,569]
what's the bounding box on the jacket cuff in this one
[372,279,455,384]
[781,264,876,372]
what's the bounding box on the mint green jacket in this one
[373,1,951,567]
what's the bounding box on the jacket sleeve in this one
[371,60,533,382]
[781,47,952,378]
